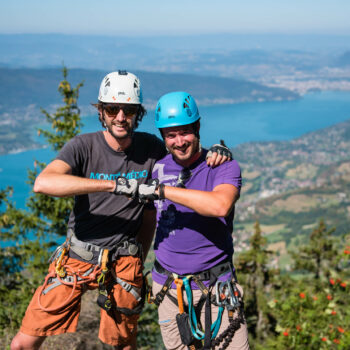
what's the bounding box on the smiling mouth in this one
[113,123,127,129]
[174,146,189,154]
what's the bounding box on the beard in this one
[105,120,134,140]
[168,137,201,163]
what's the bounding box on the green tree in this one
[0,67,83,336]
[265,224,350,349]
[235,221,278,342]
[27,66,84,237]
[291,220,339,282]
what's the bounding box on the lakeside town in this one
[232,119,350,268]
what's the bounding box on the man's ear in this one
[193,120,200,139]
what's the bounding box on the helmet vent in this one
[118,70,128,75]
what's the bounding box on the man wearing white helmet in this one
[11,72,231,350]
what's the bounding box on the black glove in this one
[138,178,160,202]
[206,140,233,159]
[114,176,138,198]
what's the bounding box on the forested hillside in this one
[234,119,350,269]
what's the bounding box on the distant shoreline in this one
[1,90,350,157]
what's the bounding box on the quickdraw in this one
[96,249,112,311]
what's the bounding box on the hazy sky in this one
[1,0,350,36]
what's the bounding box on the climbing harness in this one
[38,230,145,316]
[147,260,246,349]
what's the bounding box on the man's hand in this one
[206,140,233,167]
[138,179,160,202]
[114,176,138,198]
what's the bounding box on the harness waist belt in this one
[70,233,101,252]
[67,229,140,260]
[154,259,232,281]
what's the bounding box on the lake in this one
[1,90,350,209]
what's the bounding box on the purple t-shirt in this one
[152,150,241,286]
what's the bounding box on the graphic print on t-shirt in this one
[89,169,148,180]
[153,163,178,211]
[157,204,179,237]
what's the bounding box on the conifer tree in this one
[27,66,84,237]
[291,219,339,282]
[235,221,278,341]
[0,67,83,335]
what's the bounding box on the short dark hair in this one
[92,102,147,130]
[159,120,200,139]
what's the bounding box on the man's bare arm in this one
[33,159,115,197]
[157,184,240,217]
[135,208,157,259]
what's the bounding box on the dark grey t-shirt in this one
[56,131,166,248]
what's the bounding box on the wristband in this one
[158,183,165,200]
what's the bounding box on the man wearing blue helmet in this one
[138,92,249,349]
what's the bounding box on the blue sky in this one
[1,0,350,36]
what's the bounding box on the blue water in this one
[1,91,350,210]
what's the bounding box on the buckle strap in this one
[42,267,94,295]
[68,229,101,252]
[149,274,174,306]
[116,276,142,302]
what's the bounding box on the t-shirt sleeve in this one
[212,160,242,192]
[56,136,85,176]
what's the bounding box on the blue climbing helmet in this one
[155,91,200,129]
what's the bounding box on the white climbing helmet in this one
[98,70,142,104]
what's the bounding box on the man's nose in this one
[174,134,185,146]
[116,109,126,121]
